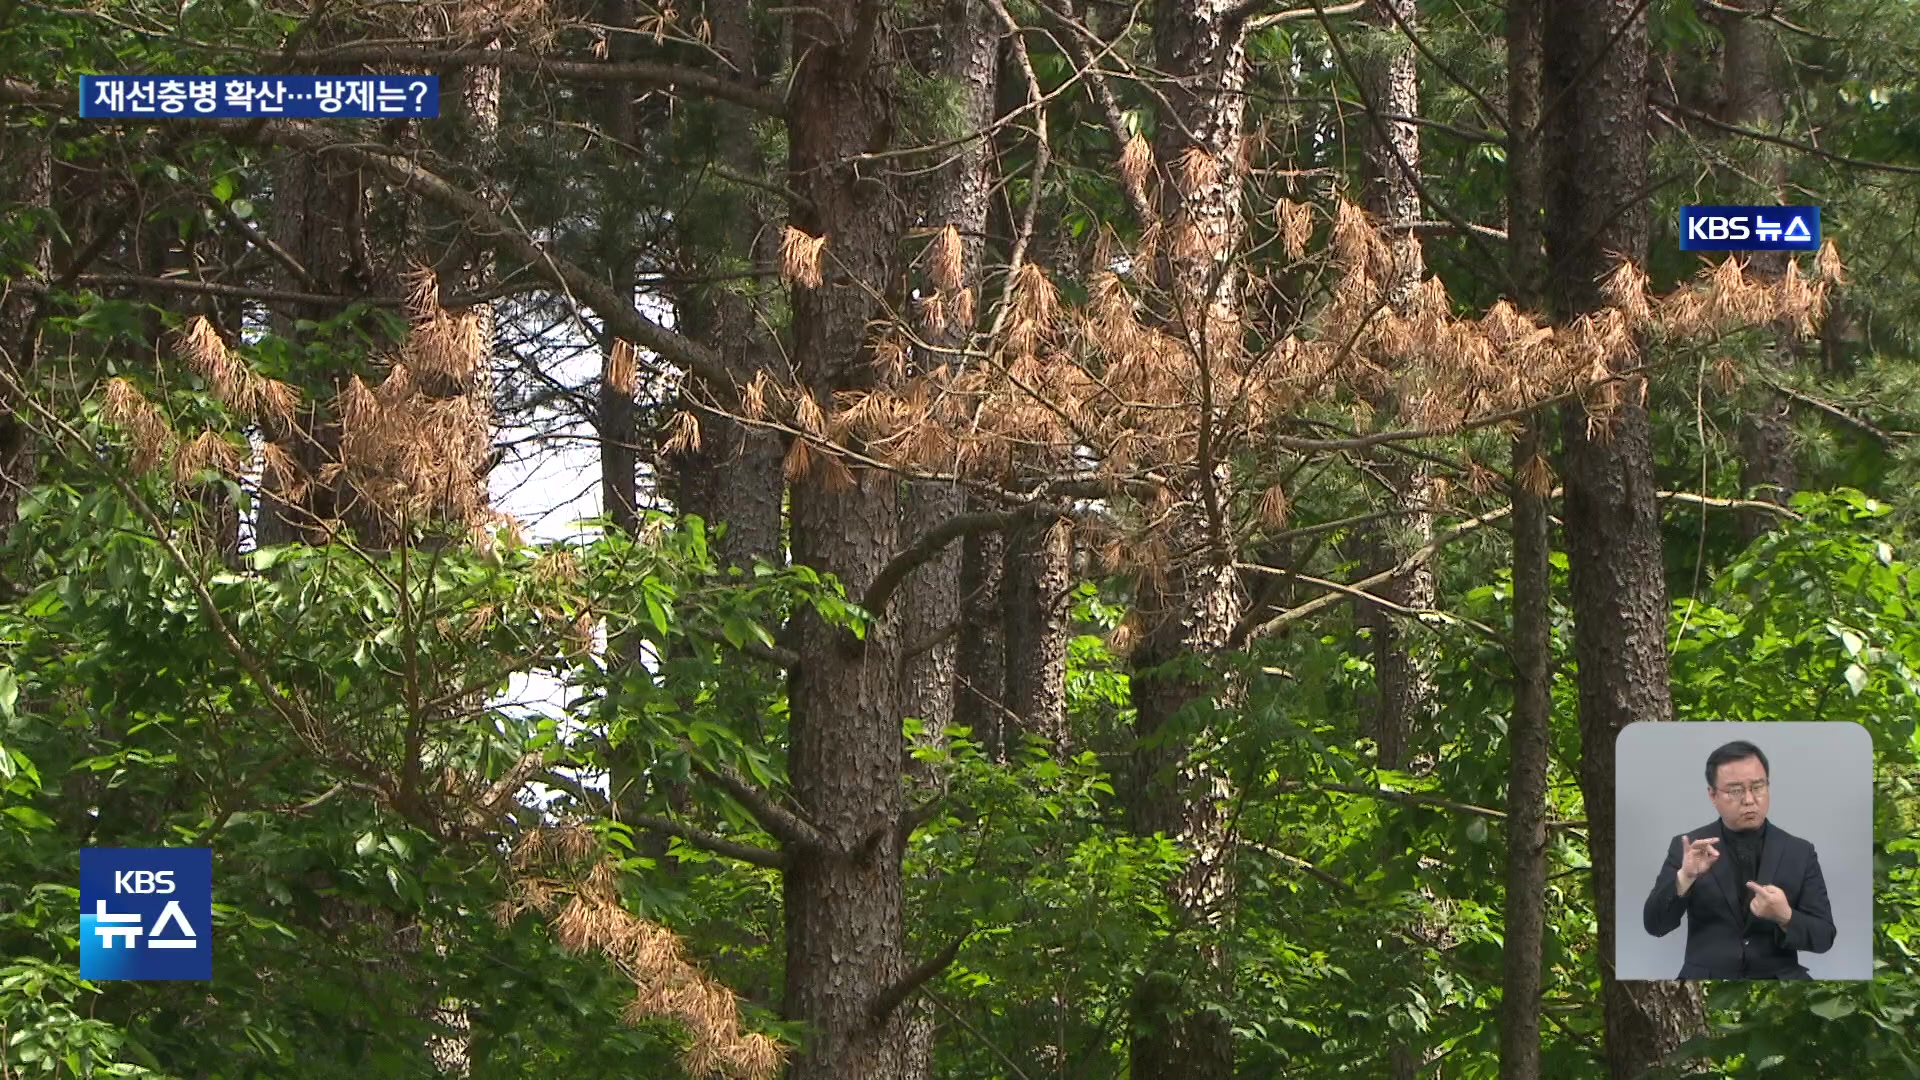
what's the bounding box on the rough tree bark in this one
[1126,1,1250,1076]
[779,3,915,1076]
[898,2,1001,1071]
[597,0,642,543]
[1001,515,1073,750]
[1542,0,1708,1074]
[1499,0,1551,1075]
[424,27,502,1076]
[1714,0,1796,540]
[1356,0,1434,777]
[1355,8,1433,1072]
[900,0,1000,757]
[256,36,411,548]
[665,1,786,570]
[956,522,1009,757]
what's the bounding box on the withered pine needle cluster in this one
[103,267,497,541]
[738,199,1842,587]
[500,827,785,1080]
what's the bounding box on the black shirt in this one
[1724,821,1771,973]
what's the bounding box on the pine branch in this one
[1766,381,1903,445]
[1654,96,1920,177]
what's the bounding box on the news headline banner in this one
[79,75,439,118]
[79,847,213,980]
[1679,206,1821,253]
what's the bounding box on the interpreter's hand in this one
[1747,881,1793,926]
[1678,834,1720,885]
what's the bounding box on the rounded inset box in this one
[1615,721,1872,981]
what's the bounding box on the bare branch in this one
[1242,839,1354,891]
[1280,780,1586,829]
[1658,490,1802,520]
[1236,503,1515,646]
[1035,0,1154,227]
[621,809,790,870]
[925,992,1039,1080]
[1241,0,1367,33]
[464,750,549,832]
[688,625,800,669]
[14,272,538,311]
[863,509,1054,617]
[684,746,834,853]
[870,932,972,1025]
[1237,562,1510,646]
[207,197,319,291]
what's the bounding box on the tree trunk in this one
[1127,2,1250,1076]
[1355,11,1433,1068]
[1357,0,1434,779]
[780,5,913,1076]
[1001,516,1073,751]
[1501,450,1552,1080]
[1,121,52,549]
[1542,1,1706,1073]
[1499,1,1551,1076]
[664,0,786,571]
[424,37,501,1078]
[898,4,1002,1069]
[900,0,1000,752]
[1716,1,1796,541]
[956,517,1009,758]
[257,34,408,549]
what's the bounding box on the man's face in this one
[1710,754,1770,830]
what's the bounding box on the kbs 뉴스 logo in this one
[79,848,212,980]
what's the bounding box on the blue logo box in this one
[79,75,439,118]
[1679,206,1821,252]
[79,848,212,981]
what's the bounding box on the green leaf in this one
[4,806,55,830]
[0,667,16,721]
[230,197,254,219]
[1810,997,1856,1020]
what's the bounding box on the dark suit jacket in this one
[1642,819,1837,979]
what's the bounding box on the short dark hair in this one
[1706,740,1770,789]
